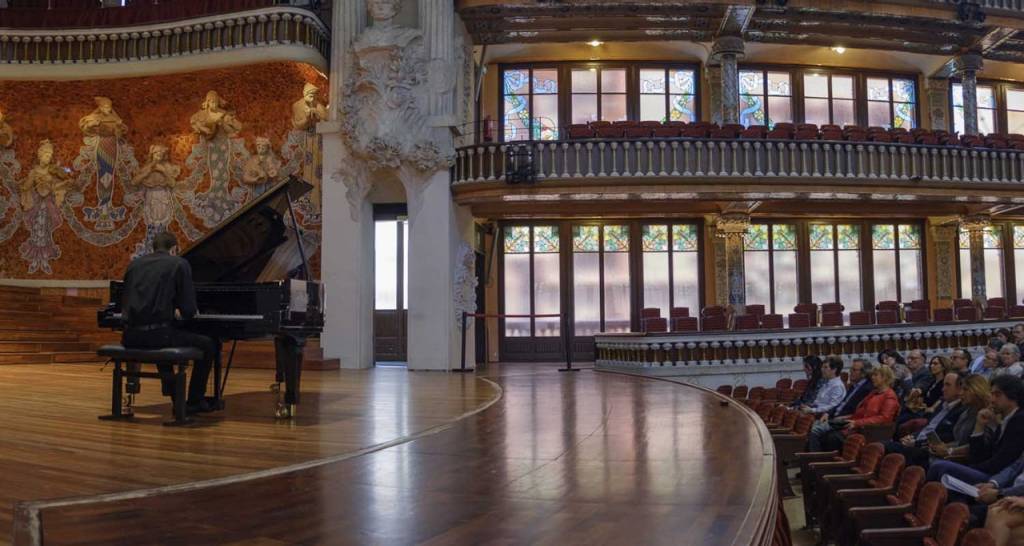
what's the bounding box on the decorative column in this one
[705,66,723,126]
[320,0,370,368]
[952,53,984,136]
[716,213,750,313]
[961,215,991,305]
[926,79,949,132]
[929,220,958,302]
[710,36,745,125]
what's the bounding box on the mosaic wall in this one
[0,61,327,279]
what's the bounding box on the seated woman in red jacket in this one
[819,365,901,451]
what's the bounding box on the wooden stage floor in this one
[4,364,777,545]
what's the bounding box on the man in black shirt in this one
[121,231,216,413]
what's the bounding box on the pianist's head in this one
[153,231,178,255]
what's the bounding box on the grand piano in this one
[98,176,324,418]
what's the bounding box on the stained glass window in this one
[571,67,627,123]
[872,225,896,250]
[872,223,922,304]
[952,83,996,135]
[1009,89,1024,134]
[810,224,834,250]
[1015,225,1024,249]
[640,68,697,122]
[744,224,770,250]
[573,225,600,252]
[504,226,531,254]
[642,223,701,320]
[672,225,699,252]
[503,225,561,337]
[1015,225,1024,301]
[773,224,798,251]
[533,225,560,253]
[866,77,916,129]
[642,225,669,252]
[837,225,860,250]
[574,223,631,335]
[503,67,559,141]
[959,226,1005,300]
[898,225,921,249]
[744,223,799,314]
[739,70,792,128]
[810,224,862,311]
[603,225,630,252]
[803,72,855,127]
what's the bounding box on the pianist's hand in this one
[174,309,181,320]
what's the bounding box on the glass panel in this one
[504,69,530,95]
[953,84,965,107]
[672,251,700,315]
[960,229,971,250]
[603,225,630,252]
[899,249,922,301]
[640,94,667,122]
[768,96,793,125]
[504,226,531,253]
[532,69,558,94]
[602,94,628,122]
[1016,225,1024,249]
[867,78,890,101]
[768,72,791,96]
[1008,89,1024,111]
[894,102,915,129]
[643,253,670,320]
[867,102,891,128]
[739,71,764,95]
[375,221,398,311]
[534,253,561,336]
[672,225,699,252]
[774,250,799,315]
[744,224,769,250]
[504,253,530,336]
[744,251,770,310]
[892,79,915,103]
[669,95,696,122]
[601,69,627,93]
[572,95,598,124]
[773,224,798,251]
[978,86,996,109]
[504,96,530,141]
[873,250,897,303]
[603,253,631,333]
[534,225,560,253]
[834,100,856,127]
[573,225,600,252]
[573,253,600,336]
[809,224,834,250]
[984,227,1002,249]
[670,69,695,94]
[833,76,854,99]
[642,225,669,251]
[805,98,830,125]
[740,94,766,127]
[1016,249,1024,300]
[805,73,829,97]
[533,94,559,140]
[985,248,1004,299]
[899,224,921,249]
[810,251,837,305]
[639,69,666,93]
[572,69,597,93]
[838,250,862,311]
[960,248,972,299]
[837,225,860,249]
[980,109,996,135]
[1009,112,1024,135]
[873,225,895,250]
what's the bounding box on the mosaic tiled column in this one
[705,66,723,126]
[953,53,984,136]
[930,221,958,301]
[961,215,990,304]
[927,78,949,132]
[711,36,745,125]
[716,213,750,313]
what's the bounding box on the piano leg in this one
[273,335,304,419]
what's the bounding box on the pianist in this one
[120,230,218,414]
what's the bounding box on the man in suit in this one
[928,375,1024,483]
[805,358,872,451]
[885,371,966,466]
[121,230,217,414]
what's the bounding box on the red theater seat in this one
[702,315,727,331]
[905,309,928,323]
[671,316,699,332]
[595,126,624,138]
[669,307,690,318]
[821,302,845,314]
[821,311,844,327]
[746,304,766,317]
[850,311,874,326]
[933,308,954,322]
[734,314,760,330]
[701,305,726,318]
[956,306,978,321]
[651,126,681,138]
[1008,305,1024,318]
[795,303,819,326]
[761,314,784,329]
[788,313,811,328]
[984,306,1005,320]
[643,318,668,333]
[624,126,652,138]
[876,310,899,324]
[641,307,661,318]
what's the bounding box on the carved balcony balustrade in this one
[0,6,329,65]
[594,319,1016,371]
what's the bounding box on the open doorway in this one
[373,205,408,364]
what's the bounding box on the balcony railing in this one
[594,319,1014,371]
[452,138,1024,187]
[0,6,328,64]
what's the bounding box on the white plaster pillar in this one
[320,129,375,368]
[404,169,475,370]
[328,0,365,121]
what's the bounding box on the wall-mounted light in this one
[831,46,846,54]
[587,40,604,47]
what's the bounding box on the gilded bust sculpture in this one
[0,109,13,148]
[21,140,70,211]
[78,97,127,138]
[190,91,242,139]
[291,83,328,131]
[242,137,282,194]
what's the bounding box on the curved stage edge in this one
[13,365,780,546]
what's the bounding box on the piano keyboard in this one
[108,313,264,321]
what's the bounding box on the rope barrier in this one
[457,311,576,373]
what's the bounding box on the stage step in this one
[0,341,92,353]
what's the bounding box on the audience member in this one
[973,340,1006,378]
[906,349,933,392]
[902,356,951,421]
[928,375,1024,482]
[817,366,900,452]
[935,374,994,461]
[951,348,973,374]
[791,355,824,407]
[997,328,1012,344]
[1013,324,1024,346]
[800,356,846,415]
[985,496,1024,546]
[806,359,872,451]
[878,348,911,397]
[993,343,1024,379]
[885,371,966,467]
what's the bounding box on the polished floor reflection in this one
[30,365,777,546]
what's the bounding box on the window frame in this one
[802,70,858,127]
[807,222,863,311]
[957,223,1010,301]
[743,222,801,314]
[500,64,561,142]
[738,67,795,128]
[948,78,1024,136]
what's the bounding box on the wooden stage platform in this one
[3,364,778,545]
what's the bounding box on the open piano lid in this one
[182,176,313,283]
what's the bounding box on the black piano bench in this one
[96,344,202,426]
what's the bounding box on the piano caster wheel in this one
[275,403,296,419]
[269,383,281,394]
[121,394,135,417]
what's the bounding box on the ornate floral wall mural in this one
[0,61,326,279]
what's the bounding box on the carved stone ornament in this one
[952,52,984,78]
[453,240,478,328]
[960,214,991,233]
[710,35,745,64]
[714,212,750,238]
[330,164,371,222]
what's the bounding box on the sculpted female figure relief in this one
[19,140,71,273]
[190,91,242,139]
[242,137,282,198]
[185,90,247,227]
[130,144,182,255]
[76,96,132,231]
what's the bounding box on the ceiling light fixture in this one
[831,46,846,54]
[588,40,604,47]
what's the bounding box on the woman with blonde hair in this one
[930,374,993,460]
[820,366,900,451]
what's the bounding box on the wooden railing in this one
[594,319,1016,370]
[0,6,328,64]
[452,138,1024,187]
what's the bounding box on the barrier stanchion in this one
[454,312,566,372]
[454,311,473,373]
[558,312,578,372]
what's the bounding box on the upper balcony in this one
[452,122,1024,217]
